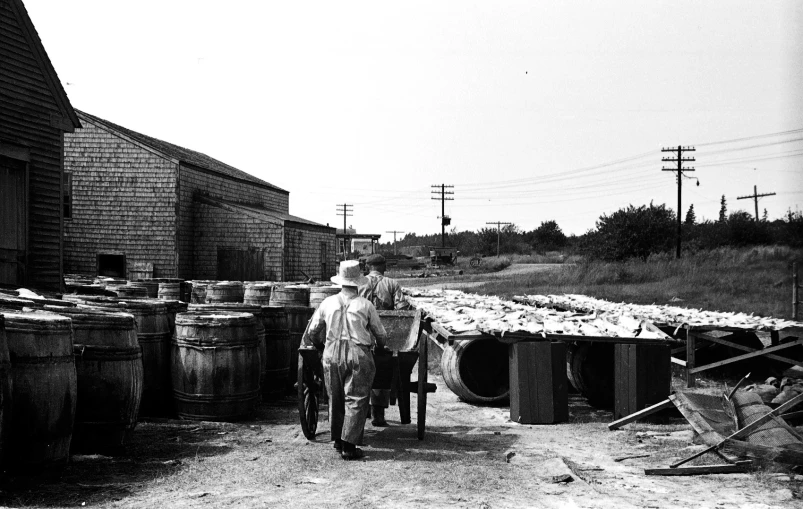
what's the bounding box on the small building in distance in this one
[0,0,81,291]
[63,110,335,281]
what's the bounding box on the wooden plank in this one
[607,399,673,430]
[645,463,750,476]
[697,333,803,368]
[689,338,803,374]
[671,357,687,367]
[687,327,696,387]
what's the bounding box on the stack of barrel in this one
[271,285,315,391]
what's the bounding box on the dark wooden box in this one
[509,341,568,424]
[614,343,671,420]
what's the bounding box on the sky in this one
[24,0,803,238]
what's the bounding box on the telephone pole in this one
[431,184,454,247]
[336,203,353,259]
[486,221,512,257]
[737,185,776,222]
[385,230,405,255]
[662,145,696,259]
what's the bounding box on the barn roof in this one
[76,110,288,194]
[195,195,334,233]
[9,0,81,131]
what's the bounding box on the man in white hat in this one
[301,260,387,460]
[358,253,408,427]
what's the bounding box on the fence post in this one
[794,262,799,321]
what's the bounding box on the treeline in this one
[378,198,803,261]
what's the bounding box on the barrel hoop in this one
[136,332,172,344]
[4,325,71,334]
[11,354,75,364]
[74,344,142,361]
[172,388,260,402]
[171,340,257,350]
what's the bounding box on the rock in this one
[773,488,794,501]
[771,387,803,406]
[752,384,780,404]
[765,376,779,387]
[782,366,803,378]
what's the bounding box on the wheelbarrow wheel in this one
[298,352,320,440]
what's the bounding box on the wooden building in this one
[63,111,336,282]
[0,0,81,290]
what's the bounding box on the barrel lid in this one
[43,305,136,326]
[190,303,262,313]
[1,309,73,328]
[117,299,167,311]
[208,281,244,288]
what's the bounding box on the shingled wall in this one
[177,164,289,278]
[192,199,284,280]
[284,224,337,281]
[63,120,179,277]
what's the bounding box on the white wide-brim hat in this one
[330,260,368,287]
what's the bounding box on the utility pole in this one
[385,230,405,256]
[336,203,353,259]
[486,221,512,257]
[662,145,696,259]
[737,185,776,222]
[431,184,454,247]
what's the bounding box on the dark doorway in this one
[98,253,126,278]
[217,248,265,281]
[0,155,27,286]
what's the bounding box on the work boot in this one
[341,441,364,461]
[371,405,388,427]
[333,439,343,453]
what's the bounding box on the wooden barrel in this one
[158,282,182,301]
[47,306,143,453]
[190,304,266,399]
[261,306,288,330]
[162,300,189,335]
[0,294,35,310]
[271,285,309,307]
[566,342,614,408]
[440,339,509,404]
[3,311,77,471]
[0,316,12,467]
[285,306,315,386]
[118,300,173,417]
[129,280,159,298]
[206,281,244,303]
[116,285,148,300]
[171,312,261,421]
[190,281,213,304]
[309,286,340,309]
[244,283,272,306]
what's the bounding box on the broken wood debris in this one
[645,462,751,476]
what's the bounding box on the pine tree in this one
[684,204,696,225]
[762,208,768,222]
[719,195,727,223]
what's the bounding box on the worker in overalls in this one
[358,253,408,427]
[302,260,387,460]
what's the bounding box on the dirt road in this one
[402,263,567,291]
[4,375,799,508]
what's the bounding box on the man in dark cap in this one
[358,253,409,426]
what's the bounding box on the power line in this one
[486,221,513,257]
[431,184,454,247]
[694,127,803,147]
[662,145,696,259]
[737,184,777,222]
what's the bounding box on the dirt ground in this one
[1,371,800,509]
[2,264,801,508]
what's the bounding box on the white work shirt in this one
[358,271,407,311]
[303,292,387,348]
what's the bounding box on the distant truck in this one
[429,247,458,267]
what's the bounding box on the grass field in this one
[474,246,802,319]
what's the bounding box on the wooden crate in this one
[614,343,671,420]
[509,341,568,424]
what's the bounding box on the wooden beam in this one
[671,357,687,367]
[645,463,750,476]
[698,333,803,368]
[607,399,673,430]
[689,338,803,374]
